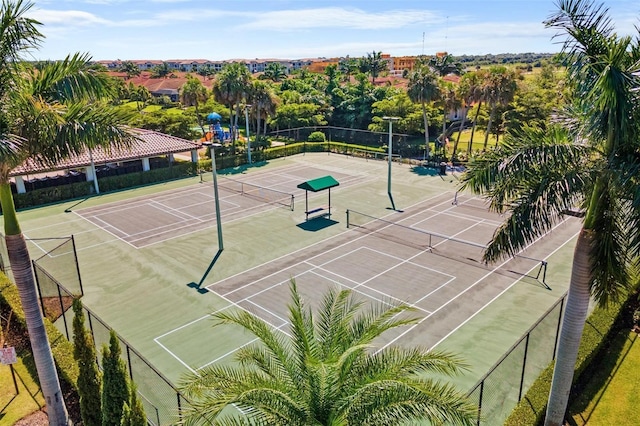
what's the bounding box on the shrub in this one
[0,273,79,395]
[307,131,326,142]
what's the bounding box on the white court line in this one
[214,191,457,296]
[92,216,130,237]
[361,246,455,278]
[376,218,575,353]
[154,190,456,368]
[154,339,197,374]
[149,200,204,222]
[72,211,138,248]
[428,225,580,351]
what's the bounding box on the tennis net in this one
[346,209,548,287]
[218,176,295,210]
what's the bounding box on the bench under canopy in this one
[297,175,340,221]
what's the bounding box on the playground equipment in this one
[202,112,230,143]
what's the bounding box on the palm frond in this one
[28,52,115,102]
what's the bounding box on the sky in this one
[25,0,639,61]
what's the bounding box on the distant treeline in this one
[452,52,556,67]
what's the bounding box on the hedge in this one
[505,288,636,425]
[0,273,79,391]
[9,143,393,210]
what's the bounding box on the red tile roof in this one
[10,129,200,176]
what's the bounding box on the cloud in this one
[241,7,441,31]
[29,9,111,26]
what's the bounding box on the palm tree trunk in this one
[468,101,482,156]
[452,107,467,161]
[0,183,71,425]
[544,228,592,426]
[483,106,495,151]
[422,101,430,158]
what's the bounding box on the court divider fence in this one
[465,293,567,425]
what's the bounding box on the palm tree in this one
[119,61,140,79]
[460,2,640,425]
[439,80,462,157]
[481,66,517,150]
[249,79,278,137]
[453,72,482,159]
[213,62,252,155]
[180,76,209,136]
[407,61,440,159]
[179,280,476,425]
[429,53,463,77]
[1,4,137,425]
[364,50,388,84]
[260,62,287,82]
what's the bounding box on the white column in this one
[85,166,95,181]
[191,149,198,163]
[142,157,150,171]
[15,176,26,194]
[168,153,174,163]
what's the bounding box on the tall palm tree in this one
[249,79,278,137]
[180,76,209,136]
[460,2,640,425]
[364,50,388,84]
[1,5,137,425]
[453,72,482,159]
[407,61,440,159]
[439,80,462,157]
[119,61,140,79]
[179,280,476,425]
[467,69,489,156]
[213,62,252,155]
[481,66,517,150]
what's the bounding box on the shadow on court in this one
[410,166,440,176]
[296,217,339,232]
[187,249,223,294]
[63,197,91,213]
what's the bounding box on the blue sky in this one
[27,0,638,61]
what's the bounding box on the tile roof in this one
[10,129,200,177]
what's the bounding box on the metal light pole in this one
[383,116,400,210]
[244,104,252,164]
[204,141,224,251]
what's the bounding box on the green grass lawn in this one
[0,356,45,424]
[568,330,640,425]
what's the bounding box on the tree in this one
[102,330,129,426]
[1,3,136,424]
[454,71,483,158]
[150,61,170,78]
[73,299,102,426]
[481,66,518,150]
[407,61,440,158]
[180,280,476,425]
[180,76,209,136]
[120,383,147,426]
[119,61,140,79]
[249,79,278,137]
[429,53,463,77]
[260,61,287,82]
[362,50,388,84]
[213,62,252,155]
[460,2,640,425]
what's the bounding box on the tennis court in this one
[9,153,582,423]
[74,163,367,248]
[154,188,579,374]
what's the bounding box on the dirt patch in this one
[14,409,48,425]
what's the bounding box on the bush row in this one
[505,288,637,425]
[0,273,79,390]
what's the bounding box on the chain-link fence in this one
[466,293,566,425]
[1,231,189,425]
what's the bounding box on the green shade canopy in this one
[297,175,339,192]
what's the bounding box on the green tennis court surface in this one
[7,153,581,395]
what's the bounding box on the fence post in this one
[32,261,46,320]
[553,296,565,360]
[518,333,530,402]
[56,283,70,340]
[126,346,134,381]
[477,381,484,426]
[71,235,84,296]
